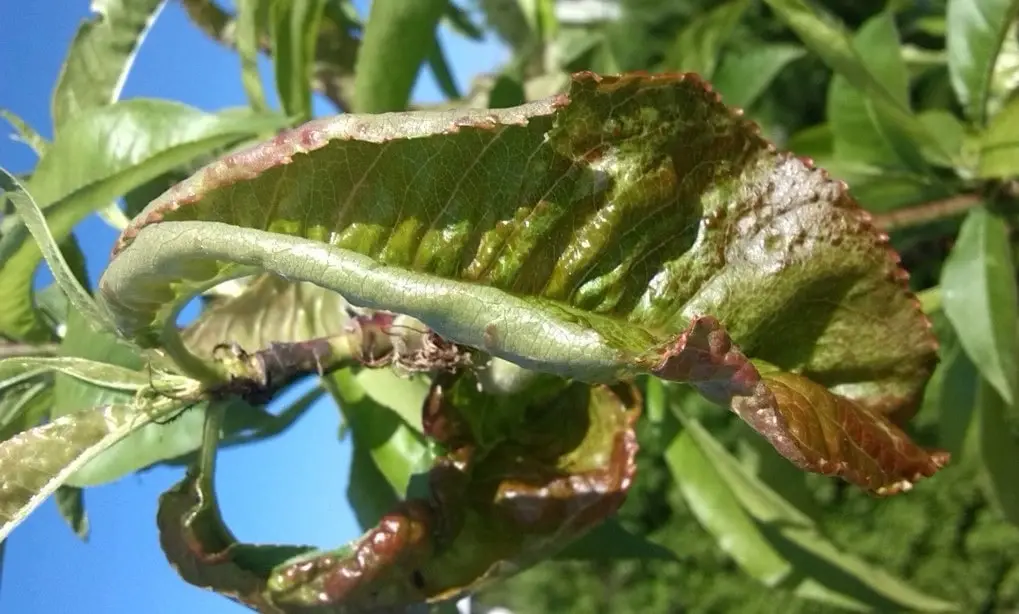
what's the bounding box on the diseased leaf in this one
[0,169,115,334]
[1,110,47,156]
[655,317,948,494]
[271,0,326,121]
[264,373,640,610]
[0,401,182,542]
[712,44,804,110]
[102,72,937,454]
[827,11,928,172]
[352,0,447,112]
[0,100,288,341]
[54,486,89,541]
[946,0,1019,124]
[0,381,51,441]
[941,206,1018,407]
[51,0,166,131]
[976,97,1019,178]
[662,0,750,79]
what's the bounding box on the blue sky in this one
[0,1,507,612]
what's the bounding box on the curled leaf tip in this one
[658,316,948,495]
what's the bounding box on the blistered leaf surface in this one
[102,72,936,423]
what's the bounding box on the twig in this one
[0,342,60,359]
[178,0,356,112]
[871,194,983,232]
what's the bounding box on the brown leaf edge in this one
[265,375,641,611]
[654,315,948,495]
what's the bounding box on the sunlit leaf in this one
[941,206,1018,407]
[236,0,270,112]
[662,0,750,79]
[271,0,325,121]
[101,73,937,453]
[352,0,447,112]
[976,97,1019,178]
[946,0,1019,124]
[0,100,288,341]
[51,0,166,131]
[0,354,148,392]
[0,401,181,542]
[712,44,804,110]
[1,110,47,156]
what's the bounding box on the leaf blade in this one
[947,0,1019,124]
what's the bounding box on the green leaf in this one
[946,0,1019,124]
[352,0,448,112]
[0,170,115,334]
[0,355,147,392]
[941,206,1018,407]
[427,38,462,101]
[973,374,1019,528]
[667,425,792,585]
[236,0,270,112]
[443,2,484,41]
[672,402,958,612]
[554,518,678,562]
[934,334,980,458]
[100,73,944,489]
[1,110,47,156]
[271,0,326,121]
[54,486,89,541]
[51,0,166,131]
[0,100,288,341]
[0,401,181,542]
[662,0,750,79]
[827,11,929,172]
[976,97,1019,177]
[0,380,51,442]
[712,44,804,110]
[763,0,948,164]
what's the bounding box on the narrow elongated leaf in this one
[941,207,1018,407]
[101,73,941,489]
[428,38,463,101]
[673,404,957,612]
[1,110,47,155]
[934,334,980,457]
[977,97,1019,178]
[827,12,928,172]
[54,486,89,540]
[0,401,179,542]
[0,170,115,333]
[236,0,269,112]
[271,0,326,121]
[763,0,947,164]
[0,355,147,392]
[947,0,1019,124]
[51,0,166,130]
[553,518,678,562]
[712,44,804,110]
[352,0,448,112]
[0,101,288,341]
[662,0,750,79]
[974,375,1019,527]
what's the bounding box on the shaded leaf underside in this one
[101,72,942,492]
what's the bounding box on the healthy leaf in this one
[0,169,115,334]
[0,401,181,543]
[553,518,678,562]
[763,0,947,164]
[236,0,270,112]
[0,380,50,442]
[946,0,1019,124]
[54,486,89,541]
[712,44,804,110]
[0,100,288,341]
[941,206,1018,407]
[934,333,980,458]
[827,11,928,172]
[973,374,1019,528]
[352,0,448,112]
[271,0,326,121]
[1,110,47,156]
[671,397,957,612]
[428,38,463,101]
[0,355,148,392]
[51,0,166,131]
[976,96,1019,177]
[662,0,750,79]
